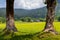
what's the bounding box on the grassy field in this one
[0,22,60,40]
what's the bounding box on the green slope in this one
[0,0,60,18]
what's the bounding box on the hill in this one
[0,0,60,19]
[0,7,47,18]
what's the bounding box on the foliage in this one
[20,17,40,22]
[57,16,60,21]
[0,17,6,23]
[20,17,32,22]
[39,18,46,22]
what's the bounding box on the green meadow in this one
[0,22,60,40]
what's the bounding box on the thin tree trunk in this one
[4,0,17,32]
[43,0,57,34]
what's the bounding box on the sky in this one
[0,0,46,9]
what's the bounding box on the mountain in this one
[56,0,60,16]
[58,0,60,3]
[0,7,47,18]
[14,7,47,18]
[0,0,60,19]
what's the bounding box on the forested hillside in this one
[0,0,60,19]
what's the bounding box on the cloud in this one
[0,0,6,8]
[14,0,46,9]
[0,0,46,9]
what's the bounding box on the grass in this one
[0,22,60,40]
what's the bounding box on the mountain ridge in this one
[0,0,60,18]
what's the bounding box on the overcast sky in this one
[0,0,46,9]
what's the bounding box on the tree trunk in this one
[43,0,57,34]
[4,0,17,32]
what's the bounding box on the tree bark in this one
[4,0,17,32]
[43,0,57,34]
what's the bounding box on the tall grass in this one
[0,22,60,40]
